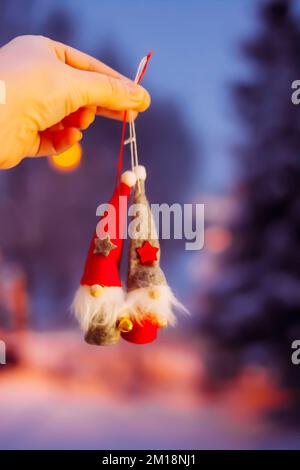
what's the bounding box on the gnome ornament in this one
[118,165,185,344]
[72,169,136,345]
[73,52,185,346]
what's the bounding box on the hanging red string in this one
[117,51,153,185]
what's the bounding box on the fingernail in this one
[141,88,151,110]
[127,82,145,99]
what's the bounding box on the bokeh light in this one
[205,226,232,254]
[49,143,82,173]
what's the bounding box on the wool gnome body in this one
[118,165,185,344]
[73,170,136,345]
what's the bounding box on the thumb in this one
[68,68,151,113]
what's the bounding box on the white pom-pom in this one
[121,170,137,188]
[134,165,147,181]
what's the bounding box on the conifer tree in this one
[202,0,300,424]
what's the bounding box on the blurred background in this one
[1,0,300,449]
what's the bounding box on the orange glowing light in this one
[49,143,82,172]
[205,226,232,253]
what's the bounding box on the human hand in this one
[0,35,150,169]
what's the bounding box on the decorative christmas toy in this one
[72,169,136,345]
[73,52,186,345]
[118,165,185,345]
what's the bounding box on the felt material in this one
[81,181,131,287]
[137,240,159,265]
[127,179,167,291]
[123,176,169,345]
[85,322,121,346]
[121,318,158,344]
[94,236,117,256]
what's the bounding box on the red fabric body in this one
[121,319,158,344]
[80,182,131,287]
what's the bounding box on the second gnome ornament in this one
[117,165,185,344]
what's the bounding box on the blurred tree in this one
[0,3,197,327]
[201,0,300,424]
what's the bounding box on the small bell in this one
[117,317,133,333]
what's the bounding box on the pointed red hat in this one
[80,172,136,287]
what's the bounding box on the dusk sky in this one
[1,0,300,451]
[33,0,257,192]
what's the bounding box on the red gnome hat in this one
[73,170,136,346]
[81,175,134,289]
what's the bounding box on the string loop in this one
[117,52,152,186]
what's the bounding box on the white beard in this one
[72,285,125,332]
[120,285,187,325]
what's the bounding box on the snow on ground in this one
[0,330,299,449]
